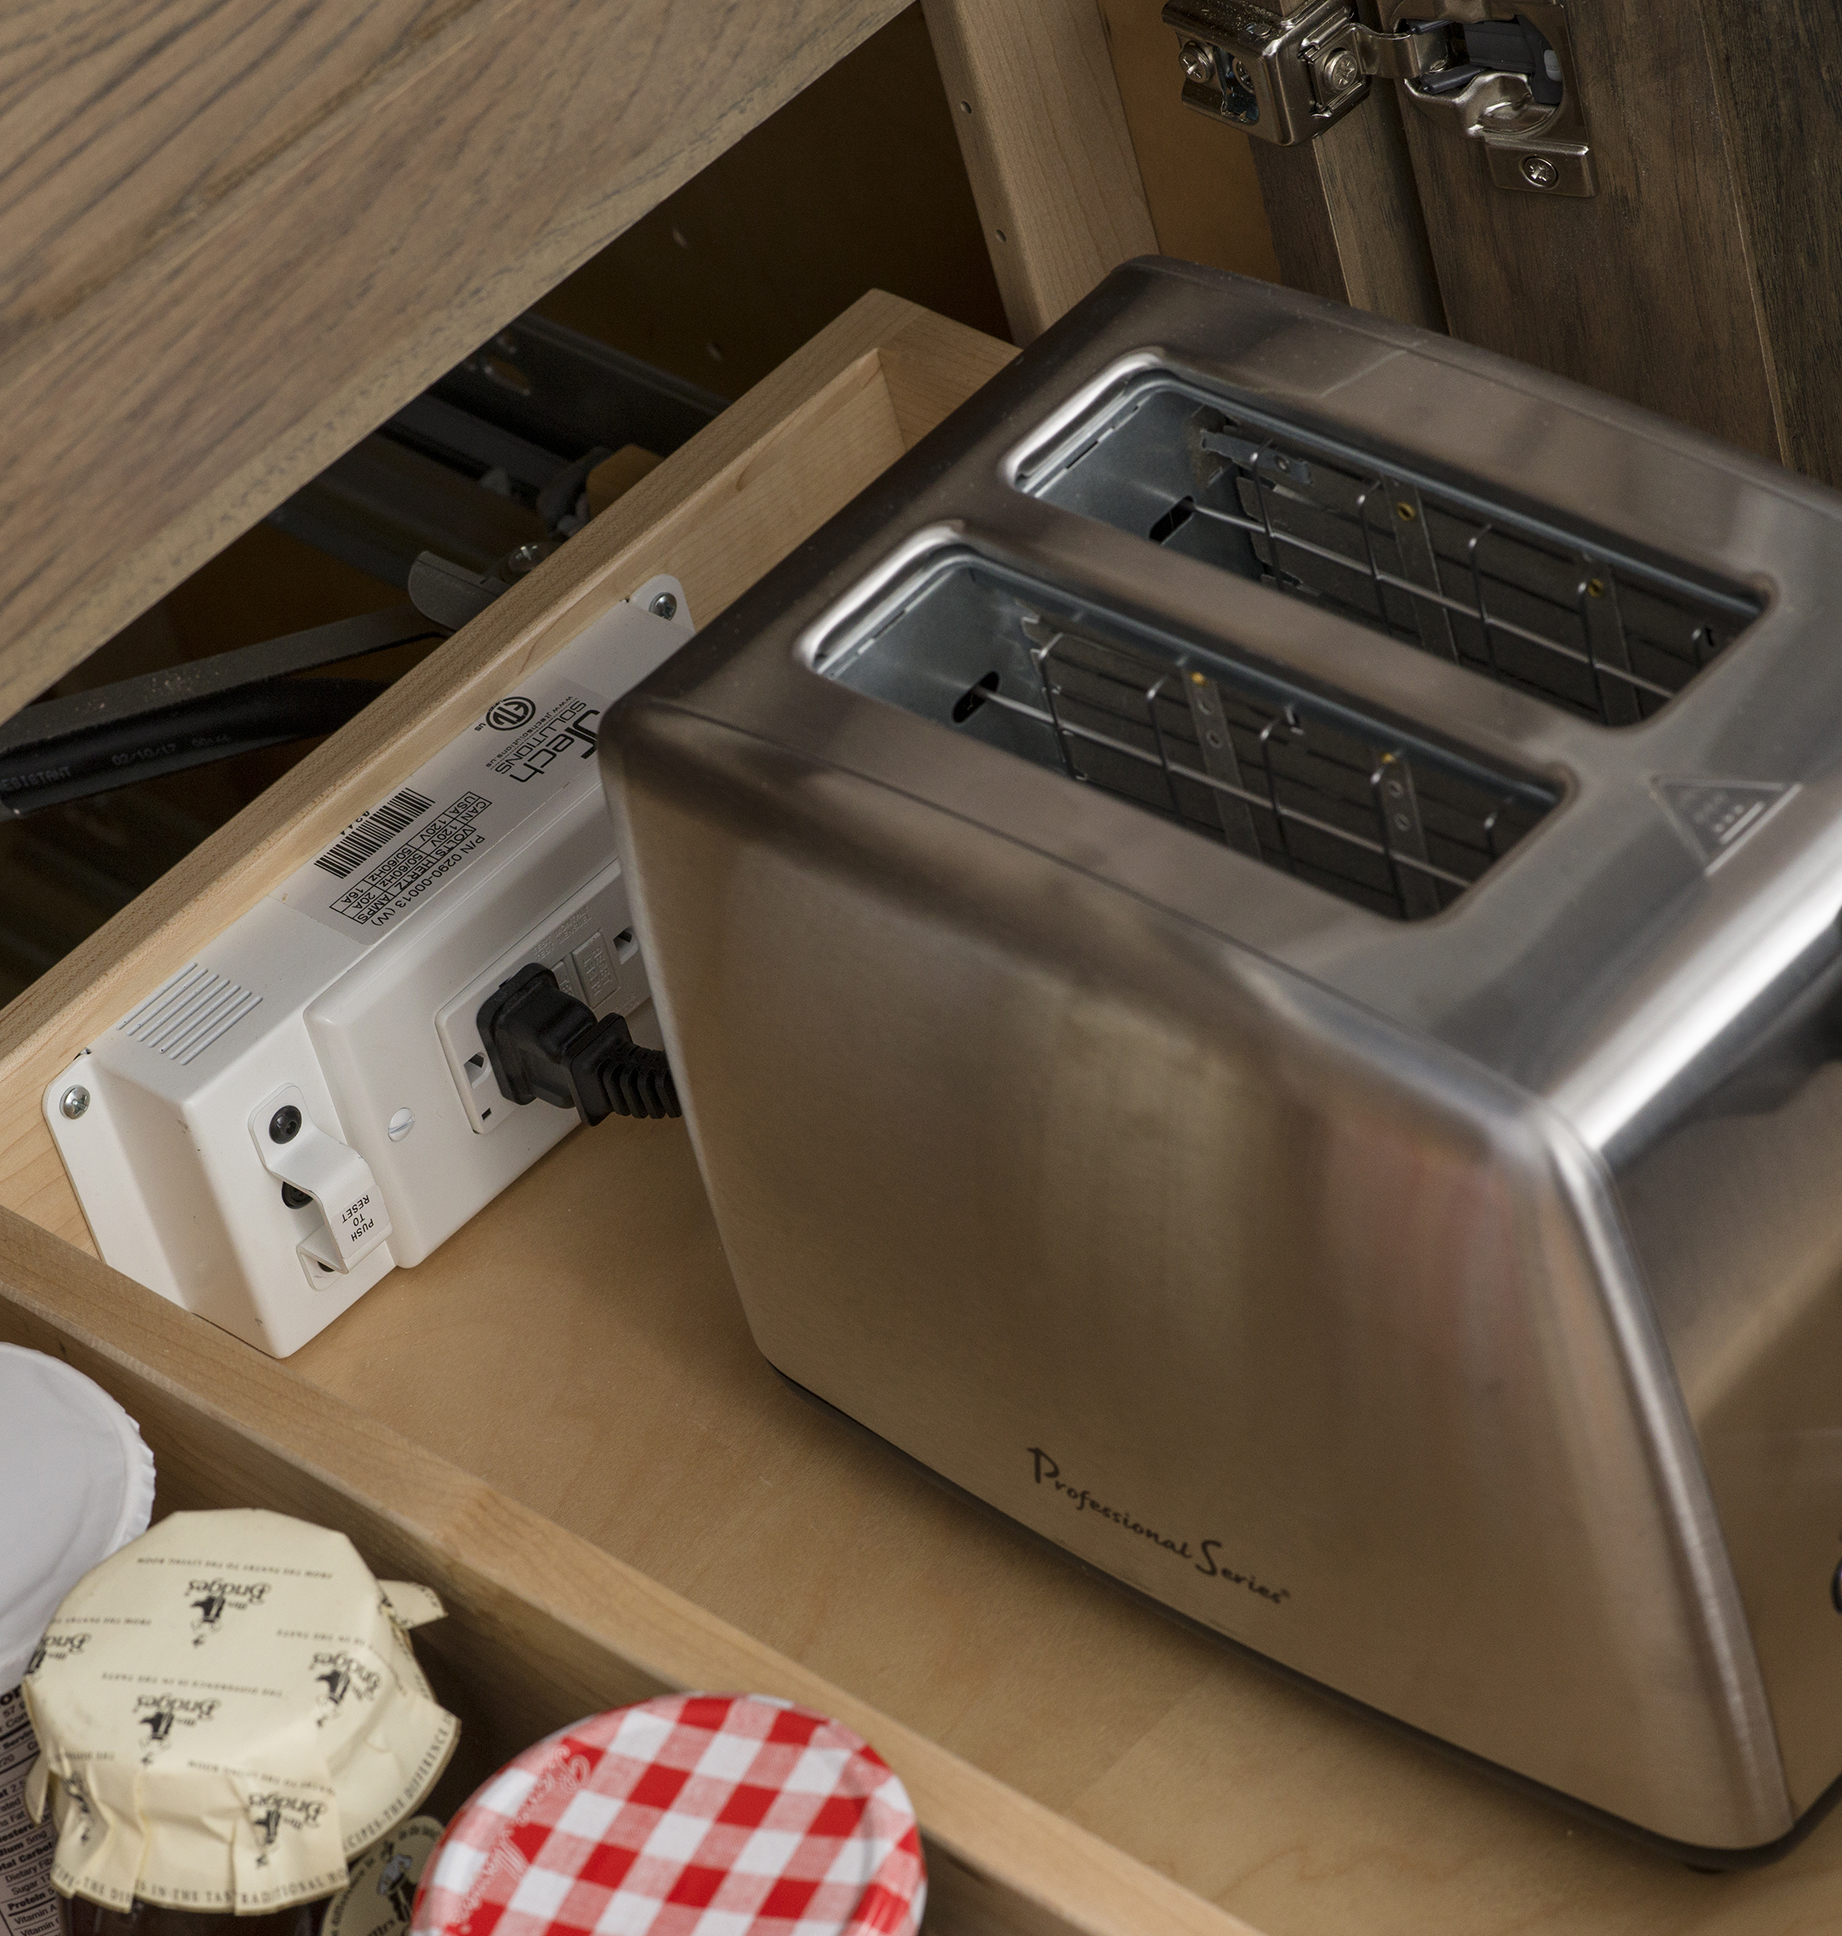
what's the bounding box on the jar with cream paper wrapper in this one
[21,1509,459,1936]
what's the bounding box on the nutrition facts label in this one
[0,1686,58,1936]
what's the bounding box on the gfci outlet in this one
[45,579,692,1358]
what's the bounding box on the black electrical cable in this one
[0,606,446,818]
[0,679,391,818]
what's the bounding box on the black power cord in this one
[0,606,446,818]
[476,963,680,1125]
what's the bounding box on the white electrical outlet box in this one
[45,578,692,1358]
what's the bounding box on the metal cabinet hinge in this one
[1163,0,1595,197]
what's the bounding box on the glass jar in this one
[24,1511,456,1936]
[0,1348,154,1936]
[60,1813,445,1936]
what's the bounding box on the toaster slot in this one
[815,557,1556,920]
[1021,379,1762,728]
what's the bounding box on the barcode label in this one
[313,788,434,879]
[271,650,640,942]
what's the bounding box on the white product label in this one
[0,1686,58,1936]
[272,674,609,941]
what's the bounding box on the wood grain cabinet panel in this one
[1207,0,1842,486]
[1391,0,1781,463]
[923,0,1159,342]
[1695,0,1842,482]
[2,0,457,344]
[0,1,910,720]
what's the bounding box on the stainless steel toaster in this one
[600,259,1842,1858]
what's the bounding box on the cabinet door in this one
[1391,0,1782,466]
[1171,0,1837,480]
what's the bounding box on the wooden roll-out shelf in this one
[1,295,1837,1936]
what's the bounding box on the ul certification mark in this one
[485,696,536,732]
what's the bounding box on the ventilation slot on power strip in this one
[117,964,263,1066]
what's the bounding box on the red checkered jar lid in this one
[410,1695,926,1936]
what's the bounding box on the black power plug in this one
[476,963,680,1126]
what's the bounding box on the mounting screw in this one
[1178,38,1215,84]
[269,1104,302,1144]
[1230,55,1256,89]
[59,1086,90,1120]
[1521,155,1559,188]
[1319,48,1361,97]
[648,591,678,620]
[388,1108,415,1142]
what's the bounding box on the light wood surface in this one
[0,0,908,722]
[923,0,1159,342]
[0,291,1014,1252]
[280,1119,1842,1936]
[16,1070,1842,1933]
[0,1211,1264,1936]
[10,290,1842,1933]
[1094,0,1281,287]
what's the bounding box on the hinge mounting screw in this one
[1179,38,1215,84]
[1319,49,1361,97]
[1521,155,1559,188]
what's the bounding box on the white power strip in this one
[45,578,692,1357]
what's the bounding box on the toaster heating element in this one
[817,551,1557,920]
[601,262,1842,1860]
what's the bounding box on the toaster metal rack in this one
[1022,377,1762,728]
[604,261,1842,1863]
[998,625,1506,920]
[819,554,1556,920]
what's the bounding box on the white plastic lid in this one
[0,1344,155,1690]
